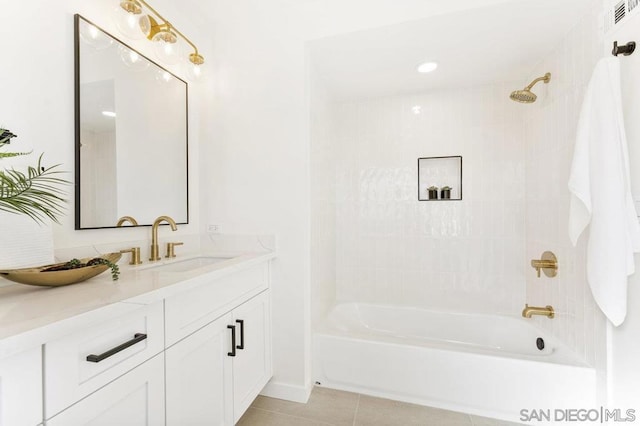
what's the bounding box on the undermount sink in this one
[147,256,233,273]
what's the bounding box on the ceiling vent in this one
[615,0,626,23]
[603,0,640,34]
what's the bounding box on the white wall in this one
[311,73,337,326]
[313,84,527,315]
[1,0,210,250]
[523,2,607,375]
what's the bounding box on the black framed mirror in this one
[74,14,188,229]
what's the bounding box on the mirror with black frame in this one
[74,14,188,230]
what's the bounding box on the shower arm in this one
[525,73,551,90]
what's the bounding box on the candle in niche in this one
[441,186,452,199]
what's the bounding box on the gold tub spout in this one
[522,304,554,319]
[150,216,177,261]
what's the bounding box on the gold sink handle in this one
[120,247,142,265]
[166,242,184,258]
[530,251,558,278]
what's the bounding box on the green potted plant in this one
[0,128,120,281]
[0,128,68,223]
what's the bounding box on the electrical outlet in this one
[207,224,220,233]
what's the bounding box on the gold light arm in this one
[134,0,204,64]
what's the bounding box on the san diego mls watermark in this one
[520,407,636,423]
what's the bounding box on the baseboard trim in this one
[260,380,313,403]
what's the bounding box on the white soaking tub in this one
[313,303,596,423]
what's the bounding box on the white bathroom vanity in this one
[0,249,274,426]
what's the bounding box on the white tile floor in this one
[238,387,522,426]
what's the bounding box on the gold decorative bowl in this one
[0,253,122,287]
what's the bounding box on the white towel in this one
[568,56,640,327]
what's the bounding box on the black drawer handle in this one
[236,319,245,350]
[86,333,147,363]
[228,325,236,357]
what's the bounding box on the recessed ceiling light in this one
[102,111,116,118]
[417,62,438,73]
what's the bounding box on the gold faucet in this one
[150,215,177,261]
[116,216,139,227]
[522,304,555,319]
[531,251,558,278]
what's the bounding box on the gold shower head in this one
[510,72,551,103]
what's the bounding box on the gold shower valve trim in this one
[119,0,204,65]
[531,251,558,278]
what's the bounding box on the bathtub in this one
[313,303,597,422]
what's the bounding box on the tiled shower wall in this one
[327,85,528,315]
[524,2,606,368]
[311,1,606,373]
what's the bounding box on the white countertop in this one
[0,249,276,358]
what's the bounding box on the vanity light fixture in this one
[114,0,205,73]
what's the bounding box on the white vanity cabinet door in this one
[165,312,234,426]
[232,290,272,423]
[46,354,164,426]
[0,346,42,426]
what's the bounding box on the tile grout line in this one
[248,407,337,426]
[352,393,361,426]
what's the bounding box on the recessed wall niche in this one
[417,156,462,201]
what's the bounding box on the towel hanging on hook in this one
[612,41,636,56]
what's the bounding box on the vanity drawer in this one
[165,263,268,346]
[44,301,164,418]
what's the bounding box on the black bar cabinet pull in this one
[236,319,245,350]
[227,325,237,357]
[86,333,147,363]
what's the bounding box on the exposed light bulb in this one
[412,105,422,115]
[113,4,147,40]
[186,62,203,81]
[152,31,180,65]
